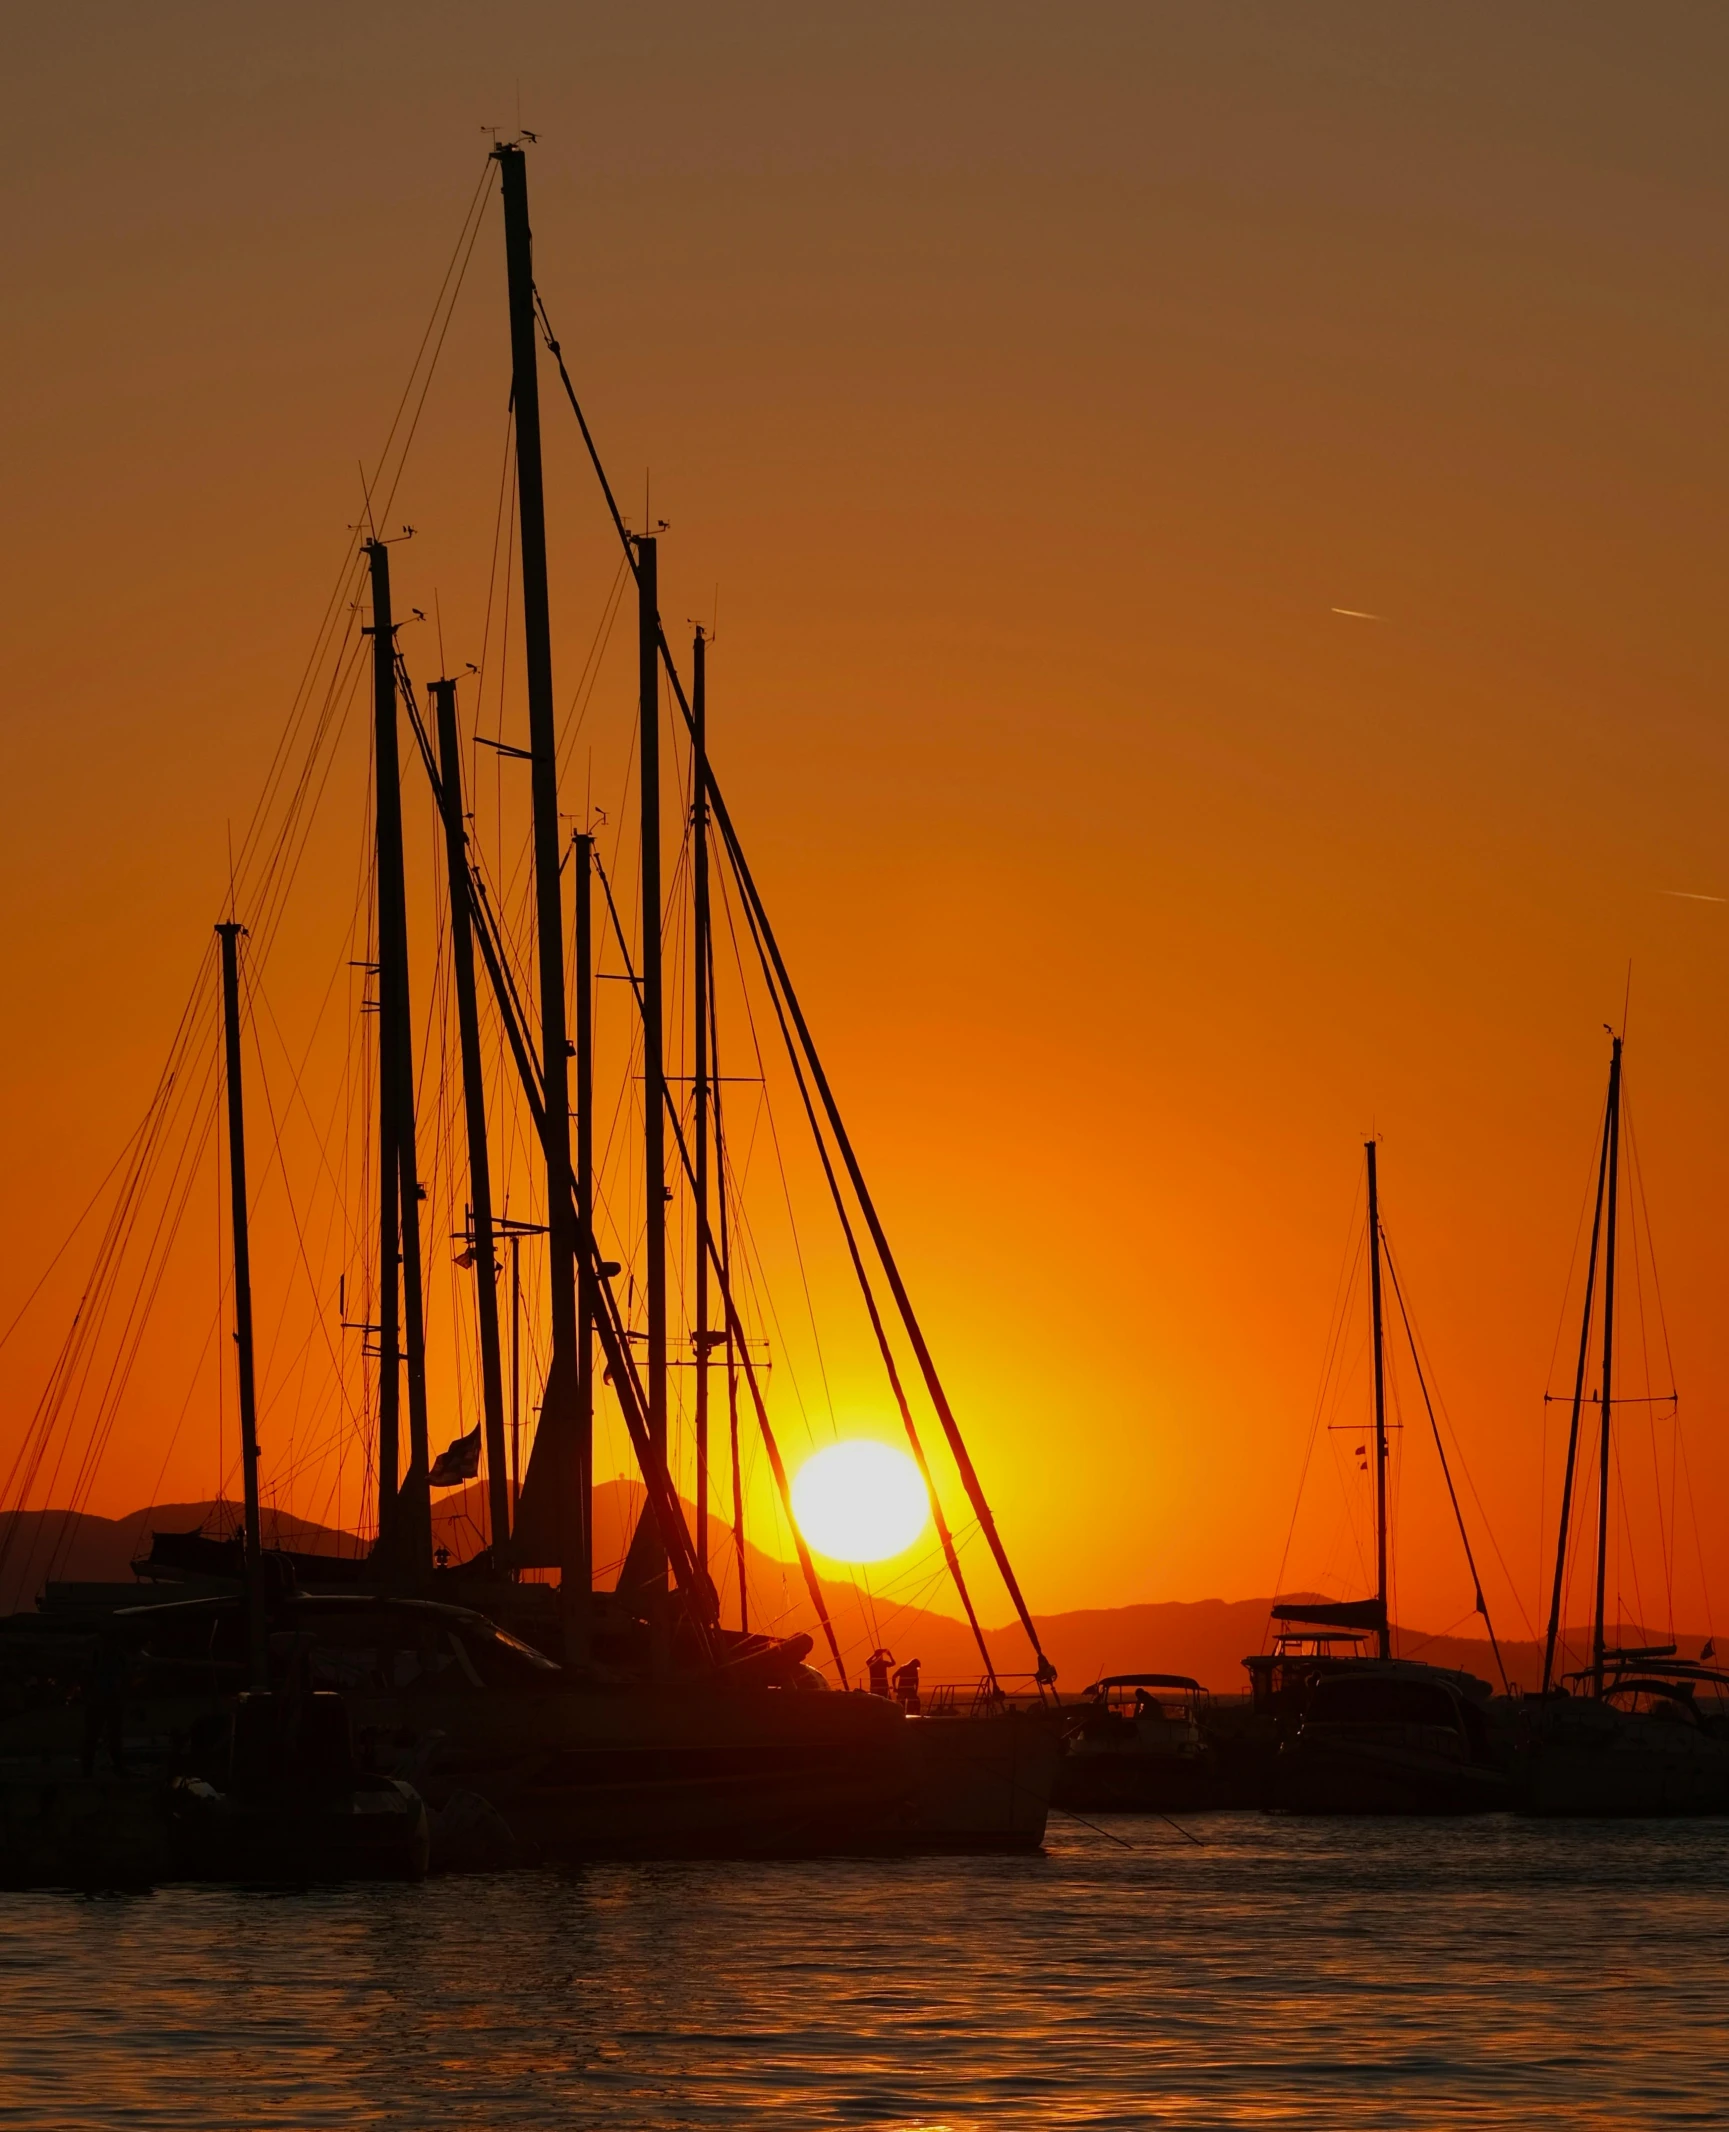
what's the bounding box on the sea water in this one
[1,1816,1725,2128]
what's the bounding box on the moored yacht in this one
[1518,1036,1729,1818]
[1246,1142,1509,1814]
[0,140,1058,1870]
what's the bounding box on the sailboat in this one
[1518,1035,1729,1817]
[1246,1141,1512,1814]
[0,141,1059,1868]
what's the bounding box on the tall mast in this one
[573,831,596,1612]
[532,327,1051,1675]
[692,626,711,1571]
[495,143,586,1641]
[216,921,269,1690]
[433,678,509,1554]
[1540,1048,1614,1696]
[367,538,431,1577]
[1366,1138,1391,1660]
[1592,1035,1624,1696]
[369,552,399,1558]
[637,534,668,1610]
[497,1213,548,1520]
[510,1231,522,1522]
[710,923,746,1631]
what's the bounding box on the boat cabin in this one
[1562,1651,1729,1735]
[1244,1630,1373,1715]
[1071,1674,1207,1754]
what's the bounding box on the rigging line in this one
[1537,1103,1618,1638]
[132,1298,224,1561]
[399,678,542,1127]
[483,434,519,917]
[47,596,359,1566]
[475,406,515,769]
[0,1089,156,1359]
[1265,1197,1365,1643]
[233,552,370,916]
[245,977,360,1462]
[243,635,364,947]
[557,552,632,770]
[3,956,214,1530]
[1542,1065,1613,1698]
[587,844,848,1682]
[234,199,452,962]
[56,1016,223,1485]
[717,1161,818,1438]
[1620,1090,1681,1625]
[709,909,749,1634]
[1378,1229,1535,1643]
[1379,1232,1509,1695]
[717,834,999,1685]
[252,926,370,1230]
[224,952,330,1428]
[1674,1424,1715,1645]
[404,722,715,1634]
[1397,1608,1478,1658]
[1622,1141,1673,1635]
[260,824,371,1527]
[697,857,830,1442]
[1618,1089,1680,1392]
[397,649,456,1121]
[244,631,371,978]
[232,549,365,897]
[376,192,493,530]
[532,288,634,556]
[1611,1428,1650,1643]
[532,284,1048,1674]
[367,159,497,519]
[0,1126,165,1582]
[49,1063,221,1580]
[706,855,838,1430]
[709,798,1049,1678]
[213,1058,226,1517]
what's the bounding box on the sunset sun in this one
[791,1440,930,1565]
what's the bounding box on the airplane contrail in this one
[1662,890,1727,903]
[1331,607,1382,620]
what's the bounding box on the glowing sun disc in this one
[791,1440,930,1564]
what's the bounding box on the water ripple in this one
[1,1817,1726,2127]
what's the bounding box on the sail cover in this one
[508,1350,574,1566]
[1271,1598,1387,1631]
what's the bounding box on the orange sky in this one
[5,6,1729,1654]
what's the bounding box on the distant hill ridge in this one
[0,1493,1700,1694]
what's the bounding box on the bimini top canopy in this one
[1087,1674,1204,1696]
[1271,1598,1387,1632]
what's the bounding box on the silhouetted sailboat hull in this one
[168,1775,429,1882]
[904,1712,1056,1850]
[1250,1654,1510,1815]
[1517,1701,1729,1817]
[0,1693,1049,1869]
[363,1695,1055,1858]
[1276,1731,1510,1814]
[361,1680,918,1859]
[0,1775,170,1890]
[0,1585,1053,1864]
